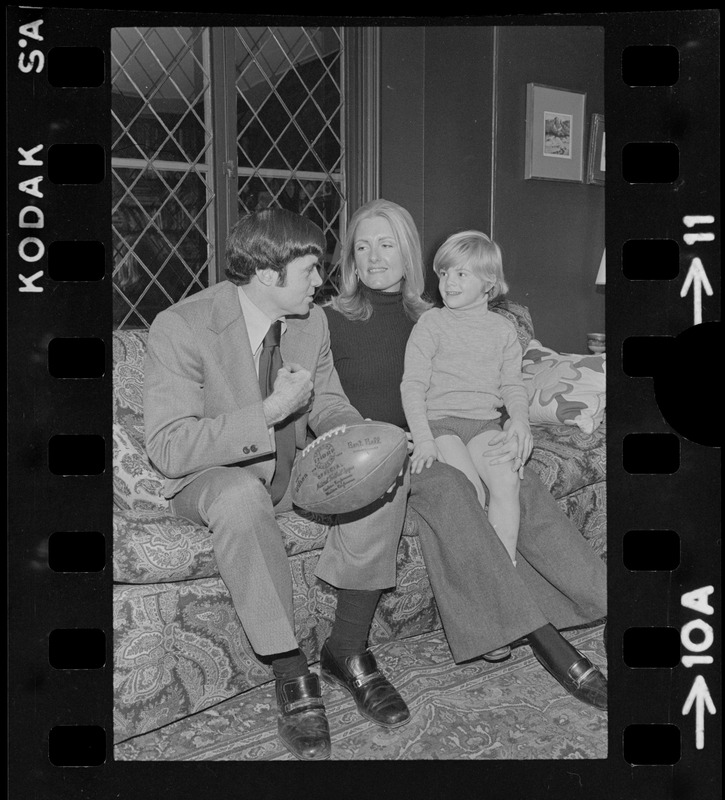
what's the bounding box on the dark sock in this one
[327,589,382,659]
[528,624,582,669]
[271,649,309,682]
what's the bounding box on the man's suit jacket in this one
[143,280,363,499]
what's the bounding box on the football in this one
[290,422,408,515]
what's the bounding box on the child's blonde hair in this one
[433,230,508,300]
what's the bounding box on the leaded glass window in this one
[112,27,215,329]
[111,25,348,329]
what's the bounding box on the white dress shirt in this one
[237,284,287,446]
[237,284,287,377]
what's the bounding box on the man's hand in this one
[410,439,438,474]
[263,362,313,426]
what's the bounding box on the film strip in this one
[7,8,720,798]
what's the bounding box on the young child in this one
[400,230,532,564]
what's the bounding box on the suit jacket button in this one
[243,446,250,454]
[250,444,258,453]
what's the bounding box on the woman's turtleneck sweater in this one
[401,299,528,446]
[323,286,414,429]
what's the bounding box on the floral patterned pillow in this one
[522,340,606,434]
[113,421,168,511]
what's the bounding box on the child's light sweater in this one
[401,299,529,445]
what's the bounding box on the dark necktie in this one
[259,320,296,504]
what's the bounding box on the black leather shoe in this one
[533,651,607,710]
[320,641,410,728]
[275,673,331,760]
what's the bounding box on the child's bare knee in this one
[487,466,521,497]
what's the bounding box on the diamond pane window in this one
[112,27,214,329]
[235,27,345,300]
[111,25,348,328]
[112,168,212,328]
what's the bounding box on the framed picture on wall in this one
[524,83,587,182]
[587,113,605,185]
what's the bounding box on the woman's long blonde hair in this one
[330,199,433,322]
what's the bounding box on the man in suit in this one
[143,209,410,761]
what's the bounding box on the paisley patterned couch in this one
[113,302,606,744]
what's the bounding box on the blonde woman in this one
[324,199,607,709]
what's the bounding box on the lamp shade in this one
[595,249,606,285]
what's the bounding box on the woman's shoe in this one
[533,650,607,709]
[481,646,512,663]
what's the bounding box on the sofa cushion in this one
[112,328,171,510]
[114,509,219,583]
[557,482,607,561]
[113,422,168,511]
[114,503,421,585]
[113,329,149,447]
[528,422,606,499]
[113,533,439,742]
[522,340,606,434]
[113,509,328,584]
[490,299,535,353]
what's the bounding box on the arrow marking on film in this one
[680,257,713,326]
[682,674,716,750]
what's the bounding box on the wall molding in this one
[343,27,381,220]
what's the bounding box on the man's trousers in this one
[171,465,408,656]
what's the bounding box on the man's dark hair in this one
[225,208,327,286]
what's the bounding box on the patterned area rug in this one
[115,624,606,761]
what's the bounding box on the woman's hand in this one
[410,439,438,474]
[483,421,532,478]
[506,419,533,466]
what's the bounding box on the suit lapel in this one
[207,282,315,408]
[208,282,261,406]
